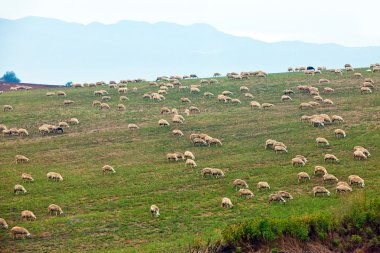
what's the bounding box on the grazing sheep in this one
[262,103,274,109]
[201,167,213,177]
[319,79,330,84]
[323,174,338,183]
[92,100,101,107]
[314,166,328,176]
[0,218,8,229]
[184,151,195,160]
[128,124,139,130]
[299,103,313,110]
[118,87,128,94]
[158,119,170,127]
[192,138,208,146]
[172,129,183,137]
[364,78,374,84]
[221,197,233,208]
[274,145,288,153]
[281,95,292,102]
[117,104,126,111]
[257,181,270,189]
[316,137,330,146]
[47,172,63,181]
[58,122,69,128]
[3,105,13,112]
[160,107,171,115]
[348,175,365,187]
[211,168,225,178]
[240,86,249,92]
[208,138,222,146]
[21,173,34,182]
[21,210,36,221]
[190,87,200,94]
[331,115,344,124]
[313,186,331,197]
[102,165,116,174]
[102,96,111,101]
[15,155,29,164]
[323,99,334,105]
[265,139,277,150]
[185,159,197,168]
[203,92,214,98]
[143,93,152,99]
[63,100,75,105]
[334,129,346,138]
[100,103,110,110]
[250,101,261,109]
[361,87,372,94]
[323,87,334,93]
[222,91,233,96]
[57,91,66,96]
[14,184,27,194]
[38,126,50,135]
[150,205,160,217]
[233,179,248,189]
[337,181,350,187]
[353,150,367,160]
[292,158,305,167]
[17,128,29,136]
[238,189,254,198]
[336,184,352,193]
[362,82,375,89]
[69,118,79,125]
[283,89,295,95]
[313,95,323,102]
[268,194,286,204]
[48,204,63,216]
[120,96,129,101]
[298,172,311,183]
[324,154,339,163]
[277,191,293,200]
[172,115,184,124]
[231,98,241,104]
[353,72,362,78]
[11,226,31,239]
[354,146,371,157]
[181,97,191,103]
[166,153,178,162]
[46,92,55,96]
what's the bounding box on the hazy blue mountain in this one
[0,16,379,84]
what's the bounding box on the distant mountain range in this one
[0,16,379,85]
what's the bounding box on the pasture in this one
[0,69,379,252]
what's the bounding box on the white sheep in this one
[324,154,339,163]
[128,124,139,130]
[15,155,29,164]
[167,153,178,162]
[233,179,248,189]
[240,86,249,92]
[336,184,352,193]
[57,91,67,96]
[48,204,63,216]
[58,122,69,128]
[323,174,338,183]
[313,186,331,197]
[203,92,214,98]
[11,226,31,239]
[17,128,29,136]
[323,87,334,93]
[47,172,63,181]
[211,168,225,178]
[238,189,254,198]
[257,181,270,189]
[314,166,328,176]
[231,99,241,104]
[120,96,129,101]
[21,210,36,221]
[297,172,310,183]
[21,173,34,182]
[3,105,13,112]
[150,205,160,217]
[185,159,197,168]
[117,104,126,111]
[181,97,191,103]
[316,137,330,146]
[14,184,27,194]
[102,165,116,174]
[348,175,365,187]
[250,101,261,109]
[0,218,8,229]
[158,119,170,127]
[172,129,184,137]
[192,138,208,146]
[360,87,372,94]
[299,103,313,110]
[221,197,233,208]
[292,157,305,167]
[353,150,367,160]
[334,129,346,138]
[281,95,292,102]
[63,100,75,105]
[354,146,371,157]
[262,103,274,109]
[277,191,293,200]
[268,194,286,204]
[184,151,195,160]
[274,145,288,153]
[69,118,79,125]
[208,138,222,146]
[100,103,110,110]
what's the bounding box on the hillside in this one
[1,16,380,84]
[0,69,379,252]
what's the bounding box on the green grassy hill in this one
[0,70,379,252]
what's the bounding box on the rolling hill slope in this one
[0,69,379,252]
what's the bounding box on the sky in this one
[1,0,380,47]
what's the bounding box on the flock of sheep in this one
[0,63,376,241]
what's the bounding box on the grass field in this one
[0,69,379,252]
